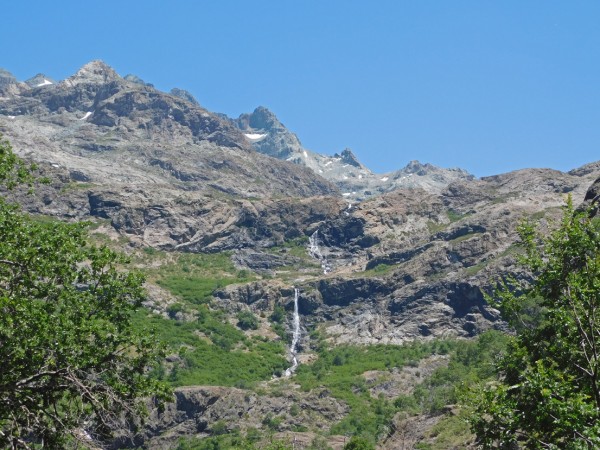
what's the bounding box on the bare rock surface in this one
[112,385,348,449]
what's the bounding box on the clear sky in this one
[2,1,599,177]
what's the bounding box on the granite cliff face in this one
[2,61,600,448]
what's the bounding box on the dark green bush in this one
[237,310,259,330]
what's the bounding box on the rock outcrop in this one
[580,176,600,217]
[112,386,348,449]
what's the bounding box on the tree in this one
[237,310,259,330]
[470,198,600,448]
[0,136,170,448]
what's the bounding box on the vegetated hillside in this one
[1,61,600,449]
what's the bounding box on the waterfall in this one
[284,288,301,377]
[308,230,331,274]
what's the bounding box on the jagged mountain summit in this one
[0,60,336,199]
[233,106,475,200]
[24,73,56,88]
[1,61,475,203]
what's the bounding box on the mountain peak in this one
[238,106,283,131]
[124,73,153,87]
[0,68,17,89]
[339,148,361,168]
[403,160,431,174]
[170,88,200,106]
[66,60,120,85]
[25,74,56,88]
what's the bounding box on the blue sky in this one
[2,1,599,177]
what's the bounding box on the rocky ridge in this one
[232,106,475,201]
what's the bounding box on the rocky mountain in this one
[170,87,200,106]
[2,61,600,449]
[24,73,56,88]
[0,60,337,204]
[232,106,474,201]
[0,68,17,88]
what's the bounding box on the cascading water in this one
[282,231,330,377]
[284,288,301,377]
[308,230,331,275]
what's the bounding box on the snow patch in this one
[7,115,15,119]
[303,150,308,158]
[324,161,333,167]
[36,79,53,87]
[244,133,267,141]
[79,112,92,120]
[381,176,389,182]
[342,193,351,197]
[358,174,363,179]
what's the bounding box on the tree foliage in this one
[237,310,259,330]
[0,136,169,448]
[470,199,600,448]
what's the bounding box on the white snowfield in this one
[303,150,308,158]
[79,112,93,120]
[244,133,267,141]
[36,79,53,87]
[381,176,389,182]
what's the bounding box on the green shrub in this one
[237,310,259,330]
[166,302,185,318]
[290,404,300,416]
[270,304,285,323]
[262,414,283,431]
[211,420,228,436]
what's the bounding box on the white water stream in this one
[282,231,331,376]
[308,230,331,275]
[284,288,301,377]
